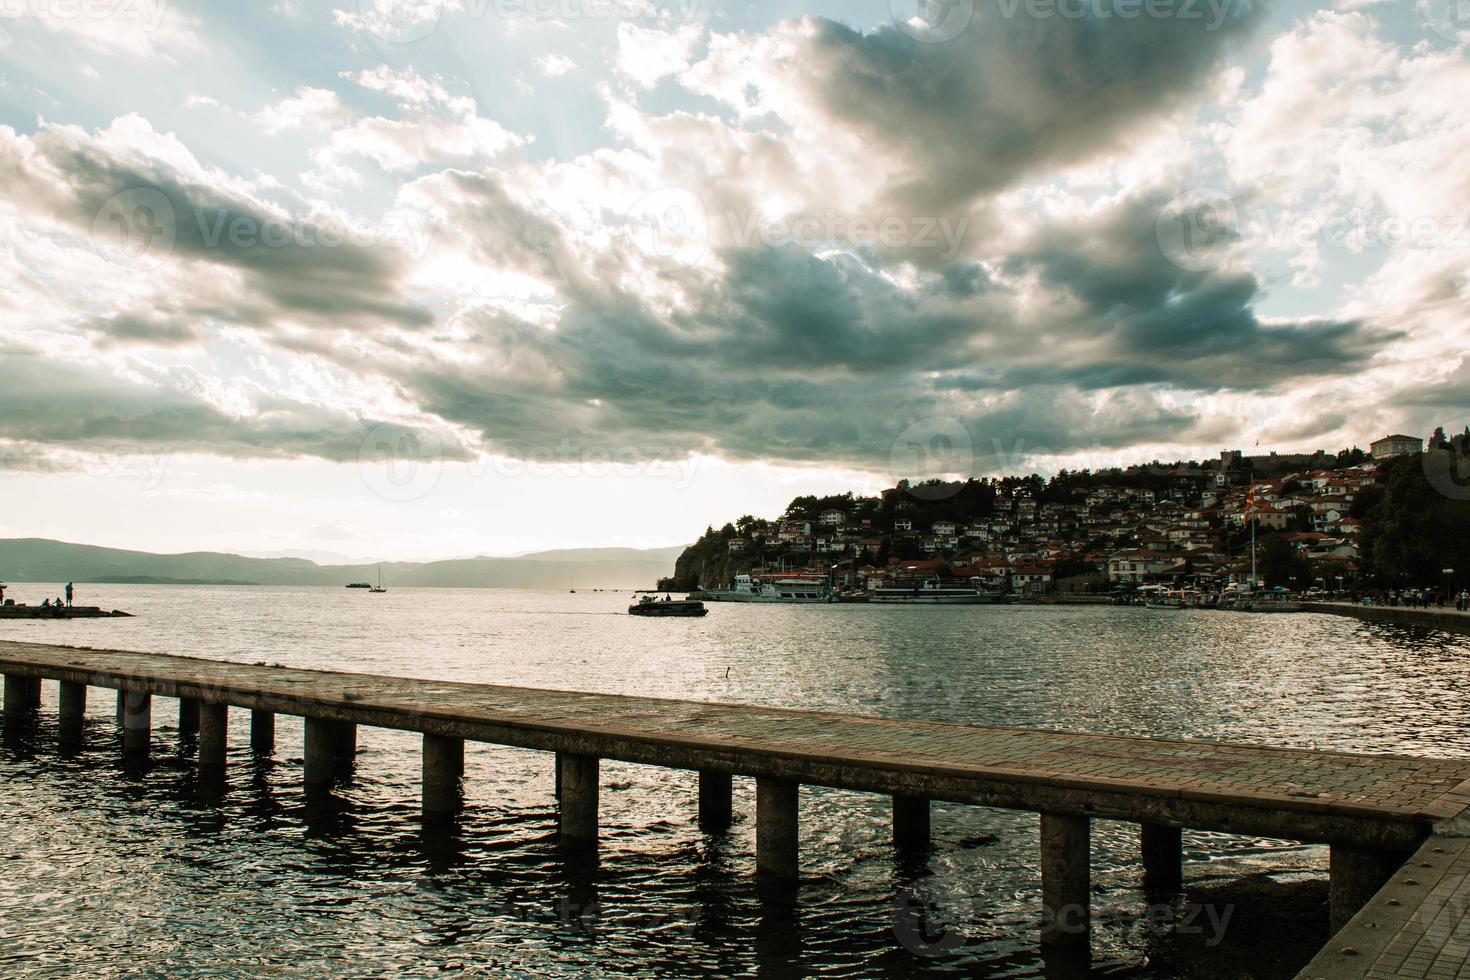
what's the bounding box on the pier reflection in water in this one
[2,586,1469,977]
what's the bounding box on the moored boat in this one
[869,577,1001,605]
[704,574,833,603]
[628,595,709,617]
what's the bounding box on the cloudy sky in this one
[0,0,1465,559]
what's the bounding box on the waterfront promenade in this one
[1303,602,1470,637]
[5,639,1470,969]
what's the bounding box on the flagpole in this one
[1246,480,1258,590]
[1247,444,1260,591]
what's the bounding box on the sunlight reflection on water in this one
[2,586,1468,976]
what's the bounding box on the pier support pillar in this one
[1040,812,1090,948]
[893,795,931,851]
[422,734,465,820]
[1141,823,1182,892]
[121,690,151,756]
[557,753,599,853]
[116,689,125,726]
[756,777,799,882]
[698,771,733,833]
[334,722,357,766]
[303,717,353,790]
[251,710,275,753]
[178,697,199,736]
[1330,844,1409,933]
[58,681,86,744]
[198,703,228,779]
[3,675,40,717]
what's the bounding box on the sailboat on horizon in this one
[370,565,388,594]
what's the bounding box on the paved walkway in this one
[1297,832,1470,979]
[1305,603,1470,637]
[3,640,1469,848]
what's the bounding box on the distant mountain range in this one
[0,538,685,590]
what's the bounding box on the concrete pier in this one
[58,681,86,743]
[893,795,931,851]
[1140,823,1182,892]
[1329,843,1412,934]
[121,690,150,755]
[422,733,464,818]
[198,703,228,778]
[1040,813,1090,948]
[6,641,1470,969]
[250,710,274,753]
[698,770,733,832]
[178,697,200,736]
[557,752,599,853]
[756,777,799,881]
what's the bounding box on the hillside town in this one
[667,431,1470,600]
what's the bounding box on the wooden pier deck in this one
[5,639,1470,967]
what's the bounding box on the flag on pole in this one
[1245,482,1256,516]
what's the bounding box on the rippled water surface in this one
[3,586,1469,977]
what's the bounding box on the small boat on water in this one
[628,595,708,617]
[369,566,388,594]
[346,582,372,589]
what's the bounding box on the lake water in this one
[3,585,1469,977]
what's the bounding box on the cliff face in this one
[661,536,756,591]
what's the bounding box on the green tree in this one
[1360,454,1470,589]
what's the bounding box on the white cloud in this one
[614,21,702,87]
[535,53,576,77]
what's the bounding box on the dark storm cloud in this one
[797,2,1263,211]
[370,170,1398,473]
[997,189,1398,390]
[86,312,202,347]
[0,124,431,331]
[0,349,461,464]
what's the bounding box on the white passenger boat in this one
[869,578,1001,605]
[704,574,833,603]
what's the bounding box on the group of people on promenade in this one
[1361,588,1470,611]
